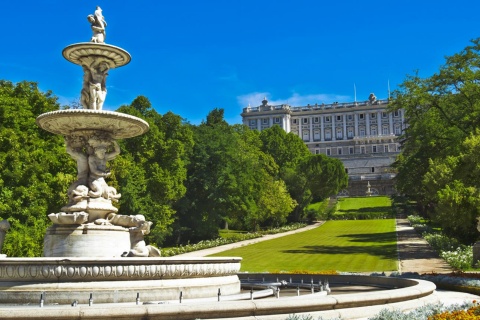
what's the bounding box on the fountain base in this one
[0,257,242,304]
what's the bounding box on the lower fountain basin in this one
[0,257,242,304]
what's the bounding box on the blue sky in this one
[2,1,480,124]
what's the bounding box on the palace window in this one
[382,111,388,118]
[292,119,298,124]
[394,110,400,117]
[394,124,401,135]
[382,126,389,135]
[303,118,309,124]
[337,147,343,155]
[371,126,377,136]
[326,148,331,156]
[303,131,309,141]
[349,147,354,154]
[274,117,281,123]
[347,114,353,121]
[314,117,319,123]
[249,120,256,126]
[361,146,366,154]
[347,127,354,138]
[325,130,332,140]
[359,113,365,120]
[325,116,331,122]
[262,118,268,124]
[359,127,365,137]
[336,128,343,139]
[371,113,376,119]
[372,145,377,153]
[384,145,389,153]
[336,115,342,121]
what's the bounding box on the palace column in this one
[354,113,359,137]
[320,115,324,142]
[389,112,394,134]
[332,115,336,141]
[343,114,347,140]
[309,116,313,142]
[366,113,370,136]
[299,118,303,140]
[377,111,381,136]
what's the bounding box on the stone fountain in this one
[0,7,241,304]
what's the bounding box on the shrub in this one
[429,302,480,319]
[423,233,462,252]
[407,215,423,225]
[440,247,473,270]
[284,302,477,320]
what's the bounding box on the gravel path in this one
[396,214,452,274]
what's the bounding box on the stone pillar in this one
[0,220,11,258]
[389,112,394,135]
[474,219,480,266]
[377,111,381,136]
[299,118,303,140]
[474,242,480,267]
[354,113,358,137]
[366,113,370,136]
[257,118,261,131]
[309,117,313,142]
[332,115,336,141]
[321,115,324,141]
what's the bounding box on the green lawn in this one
[210,219,397,273]
[335,196,393,217]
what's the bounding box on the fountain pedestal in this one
[43,225,130,257]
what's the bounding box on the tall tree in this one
[112,96,193,245]
[0,81,73,257]
[391,38,480,242]
[259,125,346,222]
[171,110,295,244]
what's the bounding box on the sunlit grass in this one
[210,219,397,273]
[336,196,392,214]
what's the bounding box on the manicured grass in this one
[219,229,250,239]
[210,219,397,273]
[336,196,392,217]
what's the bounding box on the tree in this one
[112,96,193,245]
[286,154,348,221]
[391,38,480,242]
[259,125,347,222]
[0,81,73,257]
[170,110,295,244]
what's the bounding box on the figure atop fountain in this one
[87,6,107,44]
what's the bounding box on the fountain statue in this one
[0,7,241,304]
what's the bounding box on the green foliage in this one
[211,219,397,273]
[259,126,347,222]
[391,38,480,243]
[0,80,73,257]
[171,110,296,245]
[112,96,194,245]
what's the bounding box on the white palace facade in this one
[241,94,405,196]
